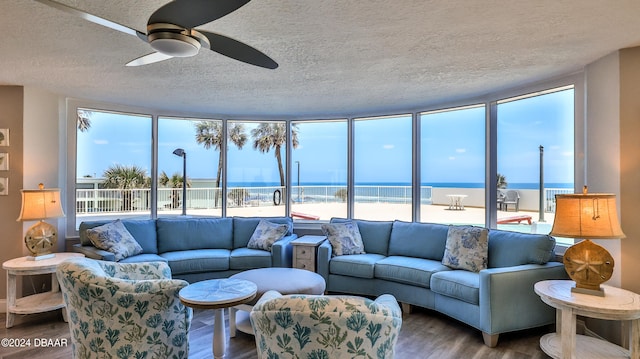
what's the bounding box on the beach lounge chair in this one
[502,190,520,211]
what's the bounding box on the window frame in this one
[66,73,584,244]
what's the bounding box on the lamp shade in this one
[550,193,625,240]
[17,186,65,221]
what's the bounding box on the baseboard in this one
[0,299,6,313]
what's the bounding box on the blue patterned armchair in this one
[56,258,192,359]
[250,290,403,359]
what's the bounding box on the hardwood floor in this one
[1,307,551,358]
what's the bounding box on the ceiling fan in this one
[34,0,278,69]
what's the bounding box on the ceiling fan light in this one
[149,32,201,57]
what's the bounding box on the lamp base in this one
[563,239,614,297]
[26,253,56,261]
[571,285,605,297]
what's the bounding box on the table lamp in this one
[550,186,625,296]
[16,183,65,261]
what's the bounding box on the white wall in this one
[22,87,66,251]
[585,51,622,287]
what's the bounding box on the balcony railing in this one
[75,186,570,215]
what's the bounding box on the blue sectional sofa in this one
[317,219,568,347]
[74,216,296,283]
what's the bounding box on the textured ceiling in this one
[1,1,640,119]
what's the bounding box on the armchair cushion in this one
[250,290,402,359]
[85,219,143,261]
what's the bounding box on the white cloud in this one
[94,139,108,145]
[562,151,573,157]
[455,148,466,153]
[383,144,394,150]
[448,156,456,160]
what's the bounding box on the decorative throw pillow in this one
[247,220,289,251]
[86,219,143,261]
[442,225,489,272]
[321,221,366,256]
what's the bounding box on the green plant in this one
[334,188,348,202]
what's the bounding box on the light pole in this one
[538,145,545,222]
[295,161,301,202]
[173,148,187,216]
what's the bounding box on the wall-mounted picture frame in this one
[0,128,8,146]
[0,177,7,195]
[0,153,8,171]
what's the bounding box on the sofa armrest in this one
[73,243,116,261]
[271,234,297,267]
[317,240,333,282]
[479,262,568,335]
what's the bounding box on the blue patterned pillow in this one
[321,221,366,256]
[86,219,143,261]
[442,225,489,272]
[247,220,289,251]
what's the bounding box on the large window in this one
[75,108,152,228]
[226,121,288,217]
[158,117,223,217]
[291,120,348,220]
[420,105,486,224]
[353,115,412,221]
[497,87,575,238]
[69,83,577,236]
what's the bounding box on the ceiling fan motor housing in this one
[147,23,209,57]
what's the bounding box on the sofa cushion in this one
[374,256,450,288]
[119,253,167,263]
[86,220,143,261]
[322,221,366,256]
[330,218,392,255]
[79,219,158,254]
[388,221,449,260]
[247,220,289,251]
[157,217,233,253]
[329,254,386,279]
[160,249,230,275]
[442,225,489,273]
[488,229,556,268]
[233,217,293,248]
[430,270,480,305]
[230,248,273,270]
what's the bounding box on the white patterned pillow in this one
[442,225,489,272]
[86,220,143,261]
[321,221,366,256]
[247,220,289,251]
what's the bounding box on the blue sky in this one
[77,88,574,186]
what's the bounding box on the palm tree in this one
[251,123,299,190]
[77,109,92,132]
[102,164,148,211]
[497,173,508,189]
[194,121,247,206]
[159,171,191,209]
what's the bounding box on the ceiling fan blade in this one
[149,0,252,29]
[200,31,278,69]
[34,0,146,40]
[125,52,174,67]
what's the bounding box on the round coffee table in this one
[179,278,257,359]
[229,267,326,336]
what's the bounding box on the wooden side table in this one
[292,235,326,272]
[179,278,257,359]
[535,280,640,359]
[3,252,84,328]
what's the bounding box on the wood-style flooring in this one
[1,306,551,359]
